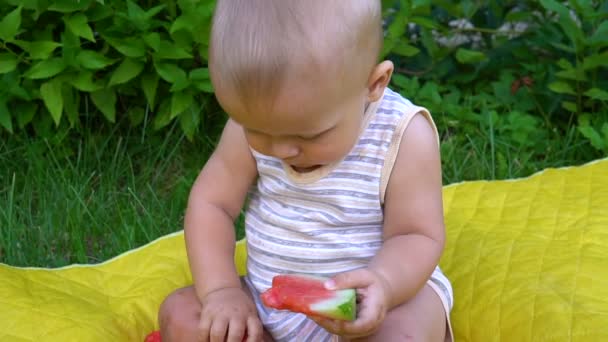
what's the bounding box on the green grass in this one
[0,120,218,267]
[439,119,601,184]
[0,111,603,268]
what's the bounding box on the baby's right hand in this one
[198,287,263,342]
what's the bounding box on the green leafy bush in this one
[0,0,215,140]
[0,0,606,154]
[382,0,608,154]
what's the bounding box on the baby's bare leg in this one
[348,284,449,342]
[158,280,274,341]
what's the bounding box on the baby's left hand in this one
[310,268,391,339]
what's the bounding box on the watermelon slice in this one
[260,274,357,321]
[144,331,161,342]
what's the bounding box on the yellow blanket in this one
[1,159,607,341]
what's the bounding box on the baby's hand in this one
[310,268,391,339]
[198,287,262,342]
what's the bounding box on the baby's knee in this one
[158,287,201,339]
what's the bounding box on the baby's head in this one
[209,0,393,170]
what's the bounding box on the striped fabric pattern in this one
[244,88,452,341]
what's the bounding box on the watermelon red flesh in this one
[260,274,356,321]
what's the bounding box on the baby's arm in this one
[370,112,445,308]
[185,119,257,297]
[311,113,446,338]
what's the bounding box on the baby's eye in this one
[245,129,265,137]
[297,133,323,141]
[297,127,334,141]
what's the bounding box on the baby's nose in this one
[272,142,299,159]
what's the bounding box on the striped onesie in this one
[243,88,453,341]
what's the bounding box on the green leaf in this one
[556,58,573,70]
[64,13,95,42]
[126,0,146,20]
[455,48,486,64]
[171,91,193,119]
[153,99,172,130]
[144,32,161,51]
[105,36,146,58]
[550,42,576,53]
[1,70,29,100]
[170,15,195,34]
[588,20,608,45]
[410,16,437,29]
[62,84,79,126]
[40,79,63,126]
[0,53,18,73]
[109,58,144,86]
[169,78,191,92]
[179,103,200,141]
[87,3,113,21]
[578,125,605,150]
[198,44,209,61]
[539,0,570,17]
[24,58,67,79]
[61,29,80,67]
[555,68,586,82]
[460,0,478,18]
[90,88,117,122]
[0,98,13,133]
[583,88,608,101]
[77,50,117,70]
[141,72,159,108]
[16,102,37,128]
[582,52,608,70]
[127,106,145,126]
[418,81,441,105]
[540,0,583,47]
[154,40,193,59]
[15,40,62,59]
[189,68,210,81]
[578,113,591,126]
[68,71,103,92]
[0,6,22,42]
[144,4,166,19]
[125,0,148,31]
[154,62,187,84]
[392,43,420,57]
[48,0,93,13]
[562,101,577,112]
[549,81,576,95]
[7,82,29,100]
[190,68,213,92]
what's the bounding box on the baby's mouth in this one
[290,164,322,173]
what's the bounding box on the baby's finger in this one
[340,306,384,337]
[310,316,346,335]
[341,317,378,336]
[245,316,263,342]
[326,268,374,290]
[197,316,212,342]
[226,318,246,342]
[209,317,229,342]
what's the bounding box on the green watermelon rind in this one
[309,288,357,321]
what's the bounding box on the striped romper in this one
[243,88,454,341]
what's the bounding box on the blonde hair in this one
[209,0,383,109]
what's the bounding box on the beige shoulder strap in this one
[380,107,439,204]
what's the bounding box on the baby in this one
[159,0,453,341]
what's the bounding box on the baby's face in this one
[218,74,368,173]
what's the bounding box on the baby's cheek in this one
[245,135,267,154]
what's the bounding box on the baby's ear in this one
[366,61,394,102]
